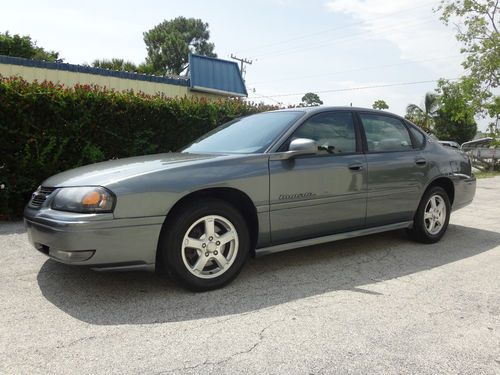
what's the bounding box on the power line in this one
[234,0,439,56]
[254,17,437,59]
[247,88,283,105]
[247,55,461,86]
[248,78,459,100]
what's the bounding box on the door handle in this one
[415,158,427,166]
[348,163,364,171]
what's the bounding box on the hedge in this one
[0,76,277,218]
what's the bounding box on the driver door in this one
[269,111,367,244]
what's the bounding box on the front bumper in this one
[24,207,164,270]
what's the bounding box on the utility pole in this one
[230,54,252,79]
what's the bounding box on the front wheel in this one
[408,186,451,244]
[159,199,250,291]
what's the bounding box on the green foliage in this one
[91,58,139,72]
[486,95,500,120]
[300,92,323,107]
[475,170,500,178]
[91,59,157,75]
[137,62,157,75]
[438,0,499,91]
[437,0,499,130]
[0,31,60,61]
[0,76,276,218]
[434,78,478,143]
[405,92,439,133]
[485,95,500,145]
[143,17,217,75]
[372,99,389,110]
[437,78,479,122]
[486,121,500,146]
[486,128,500,147]
[434,111,477,144]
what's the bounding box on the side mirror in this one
[289,138,318,154]
[270,138,317,160]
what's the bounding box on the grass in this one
[475,170,500,179]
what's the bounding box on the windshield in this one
[183,111,304,154]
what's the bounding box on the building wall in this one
[0,63,219,99]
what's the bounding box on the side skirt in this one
[91,263,156,272]
[255,221,413,257]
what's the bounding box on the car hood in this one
[42,152,224,187]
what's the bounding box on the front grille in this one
[29,186,56,208]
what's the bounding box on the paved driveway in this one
[1,178,499,374]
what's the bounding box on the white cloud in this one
[325,0,463,77]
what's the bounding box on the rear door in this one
[357,112,428,227]
[269,111,367,243]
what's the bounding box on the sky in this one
[1,0,489,129]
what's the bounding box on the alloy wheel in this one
[181,215,239,279]
[424,194,447,235]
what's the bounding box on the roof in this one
[0,55,189,86]
[1,54,248,97]
[188,54,247,97]
[272,106,404,116]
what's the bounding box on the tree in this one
[372,99,389,110]
[486,94,500,132]
[143,17,216,75]
[433,78,478,144]
[136,62,157,75]
[434,111,477,144]
[300,92,323,106]
[91,59,158,75]
[485,95,500,146]
[437,0,499,117]
[437,78,480,122]
[0,31,60,61]
[405,92,439,133]
[92,58,138,72]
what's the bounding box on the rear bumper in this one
[451,173,476,211]
[24,207,164,270]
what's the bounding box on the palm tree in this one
[405,92,439,133]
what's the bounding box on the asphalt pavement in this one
[1,177,499,374]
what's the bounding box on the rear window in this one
[360,114,412,152]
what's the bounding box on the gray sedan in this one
[24,107,476,291]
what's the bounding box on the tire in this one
[407,186,451,244]
[158,198,250,291]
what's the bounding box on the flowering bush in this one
[0,76,276,218]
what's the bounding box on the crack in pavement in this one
[155,318,282,374]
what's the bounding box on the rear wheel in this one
[159,199,250,291]
[408,186,451,243]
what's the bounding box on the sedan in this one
[24,107,476,291]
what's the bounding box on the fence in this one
[468,148,499,171]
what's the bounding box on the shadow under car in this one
[36,224,500,325]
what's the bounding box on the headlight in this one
[51,187,115,213]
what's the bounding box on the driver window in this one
[291,112,356,154]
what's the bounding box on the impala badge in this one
[279,192,316,200]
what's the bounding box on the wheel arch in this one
[156,187,259,268]
[422,176,455,206]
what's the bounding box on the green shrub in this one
[0,76,276,218]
